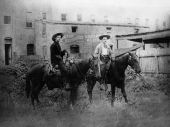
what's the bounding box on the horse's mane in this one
[115,53,129,63]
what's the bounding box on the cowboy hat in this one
[99,34,110,40]
[52,33,64,41]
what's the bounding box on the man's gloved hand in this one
[112,56,116,61]
[56,55,62,61]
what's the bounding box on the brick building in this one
[0,0,52,65]
[0,0,149,65]
[35,20,148,60]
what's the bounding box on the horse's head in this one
[128,52,141,74]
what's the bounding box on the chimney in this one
[90,15,95,23]
[104,16,109,23]
[155,19,159,30]
[145,18,149,26]
[127,18,131,24]
[135,18,139,25]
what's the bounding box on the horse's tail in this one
[25,74,31,98]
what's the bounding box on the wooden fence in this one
[137,48,170,74]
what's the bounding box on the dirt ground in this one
[0,70,170,127]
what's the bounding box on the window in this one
[42,12,46,20]
[71,26,78,33]
[42,23,46,36]
[77,14,82,21]
[4,16,11,24]
[127,18,131,24]
[135,18,139,25]
[104,16,108,23]
[163,21,166,28]
[91,15,95,23]
[61,13,67,21]
[106,27,112,30]
[145,18,149,26]
[26,12,33,28]
[70,45,79,53]
[27,44,34,55]
[134,28,139,34]
[26,22,32,27]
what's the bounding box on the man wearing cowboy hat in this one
[94,34,112,58]
[93,34,114,90]
[50,33,70,90]
[50,33,64,67]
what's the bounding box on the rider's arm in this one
[94,44,101,58]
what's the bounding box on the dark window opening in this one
[26,22,32,27]
[134,28,139,34]
[77,14,82,21]
[71,26,78,32]
[70,45,79,53]
[42,23,46,36]
[27,44,35,55]
[4,16,11,24]
[163,21,166,28]
[42,12,46,19]
[91,19,95,23]
[5,44,12,65]
[106,27,112,30]
[110,45,113,50]
[61,14,67,21]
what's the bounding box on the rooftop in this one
[116,29,170,43]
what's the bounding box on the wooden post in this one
[116,39,119,49]
[142,38,145,50]
[155,50,159,74]
[155,55,159,74]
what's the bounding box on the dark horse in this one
[25,57,93,108]
[86,52,141,106]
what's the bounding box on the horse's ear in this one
[91,54,94,58]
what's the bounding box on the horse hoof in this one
[89,100,93,104]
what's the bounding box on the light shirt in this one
[94,42,112,57]
[101,44,109,55]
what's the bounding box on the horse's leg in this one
[87,79,96,104]
[35,81,45,104]
[111,84,115,107]
[69,83,75,109]
[69,82,79,110]
[69,88,76,110]
[31,90,35,109]
[121,84,128,103]
[25,75,31,98]
[30,79,35,109]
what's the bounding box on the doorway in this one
[5,44,12,65]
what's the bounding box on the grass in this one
[1,72,170,127]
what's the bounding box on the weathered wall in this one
[0,0,149,64]
[35,21,148,60]
[138,48,170,74]
[0,0,52,64]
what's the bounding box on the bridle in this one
[127,52,140,73]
